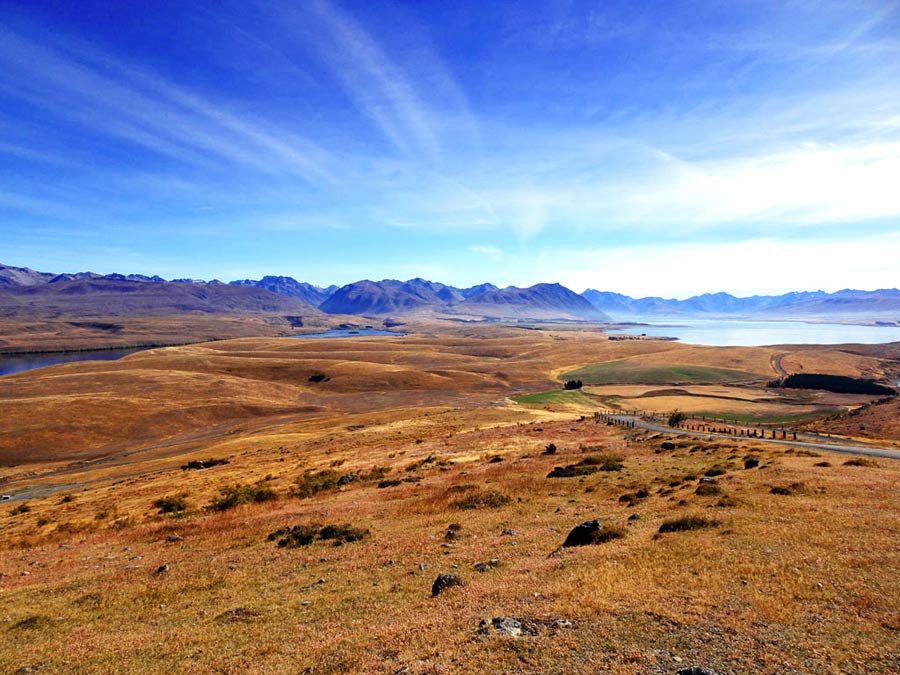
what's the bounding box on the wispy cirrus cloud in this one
[0,24,340,186]
[293,0,474,159]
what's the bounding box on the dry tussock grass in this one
[1,334,899,673]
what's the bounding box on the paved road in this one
[606,414,900,460]
[771,353,788,377]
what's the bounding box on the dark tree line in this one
[768,373,897,396]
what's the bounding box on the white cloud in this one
[529,236,900,298]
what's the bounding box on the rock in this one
[699,476,717,484]
[337,472,359,486]
[628,514,640,521]
[661,442,676,450]
[677,668,720,675]
[501,528,517,536]
[561,519,623,547]
[431,573,462,596]
[166,535,183,543]
[473,558,500,572]
[477,616,539,637]
[743,456,760,469]
[154,564,169,575]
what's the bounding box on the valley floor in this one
[1,327,898,674]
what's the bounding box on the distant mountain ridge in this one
[581,288,900,319]
[3,263,897,322]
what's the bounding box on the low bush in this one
[580,453,625,471]
[548,464,597,478]
[550,453,624,478]
[844,458,877,467]
[9,503,30,515]
[658,516,720,533]
[452,489,512,510]
[268,523,369,547]
[153,494,188,514]
[209,482,276,511]
[695,483,722,497]
[291,470,340,498]
[377,479,402,489]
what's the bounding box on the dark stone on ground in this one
[337,472,359,485]
[677,668,721,675]
[744,457,760,469]
[473,558,500,572]
[431,573,462,596]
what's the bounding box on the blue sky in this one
[1,0,899,297]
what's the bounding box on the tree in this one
[668,410,687,428]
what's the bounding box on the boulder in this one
[431,573,462,596]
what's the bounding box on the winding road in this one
[605,413,900,460]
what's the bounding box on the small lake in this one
[290,329,406,339]
[0,347,147,377]
[615,319,900,346]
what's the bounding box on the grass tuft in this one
[658,515,720,533]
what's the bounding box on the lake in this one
[0,347,147,377]
[615,319,900,346]
[290,329,406,339]
[0,329,408,377]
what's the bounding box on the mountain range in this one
[2,263,898,322]
[580,288,900,320]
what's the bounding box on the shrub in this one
[269,524,319,547]
[563,379,583,390]
[548,465,598,478]
[308,372,329,383]
[704,465,728,477]
[668,410,687,427]
[9,503,30,515]
[319,523,369,544]
[814,461,832,467]
[658,516,719,533]
[844,458,877,467]
[695,483,722,497]
[363,466,391,481]
[452,489,512,510]
[405,455,437,472]
[153,494,188,514]
[542,443,557,455]
[268,523,369,547]
[209,482,277,511]
[291,470,340,498]
[377,479,402,489]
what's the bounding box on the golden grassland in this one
[0,312,341,354]
[1,327,899,674]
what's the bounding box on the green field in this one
[691,408,842,424]
[561,360,759,385]
[511,389,594,405]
